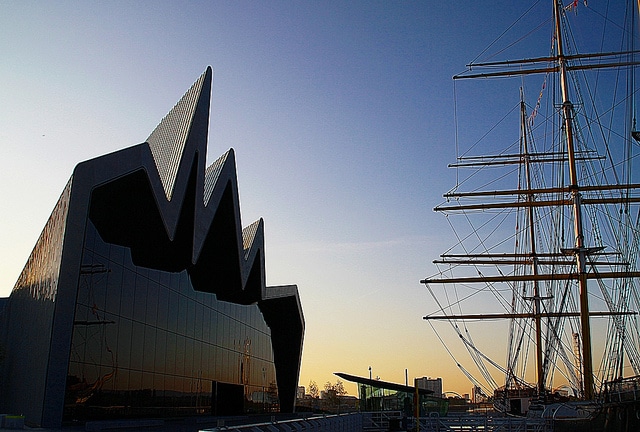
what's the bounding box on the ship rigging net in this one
[423,0,640,402]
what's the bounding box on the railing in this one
[361,411,553,432]
[361,410,404,430]
[200,412,363,431]
[418,414,552,432]
[198,411,555,431]
[602,375,640,404]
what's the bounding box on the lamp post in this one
[368,367,372,411]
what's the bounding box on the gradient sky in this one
[0,1,618,396]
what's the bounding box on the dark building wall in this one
[0,181,72,425]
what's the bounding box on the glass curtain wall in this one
[64,221,278,421]
[357,384,448,417]
[358,384,413,413]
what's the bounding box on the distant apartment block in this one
[415,377,443,398]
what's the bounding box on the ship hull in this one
[553,401,640,432]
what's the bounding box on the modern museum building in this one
[0,68,304,427]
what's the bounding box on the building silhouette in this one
[0,68,304,427]
[415,377,443,399]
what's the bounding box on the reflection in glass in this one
[64,222,279,421]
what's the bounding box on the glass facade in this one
[64,221,279,421]
[357,384,448,417]
[1,68,302,428]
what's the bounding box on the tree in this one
[323,379,347,412]
[309,380,319,399]
[324,379,346,396]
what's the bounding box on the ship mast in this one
[422,0,640,403]
[519,88,545,399]
[553,0,594,400]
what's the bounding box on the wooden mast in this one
[519,89,545,399]
[422,0,640,404]
[552,0,594,400]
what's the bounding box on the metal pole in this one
[414,378,420,432]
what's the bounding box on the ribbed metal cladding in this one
[147,70,207,200]
[242,220,261,260]
[203,150,230,206]
[13,178,72,302]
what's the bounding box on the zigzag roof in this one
[2,68,303,425]
[77,67,275,305]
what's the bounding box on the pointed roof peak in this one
[147,68,212,200]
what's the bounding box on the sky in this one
[0,1,623,397]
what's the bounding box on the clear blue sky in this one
[0,1,610,396]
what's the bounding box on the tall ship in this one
[421,1,640,429]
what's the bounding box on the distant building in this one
[415,377,443,399]
[0,68,304,428]
[472,385,489,403]
[296,390,357,414]
[297,386,306,400]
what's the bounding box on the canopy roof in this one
[335,372,434,396]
